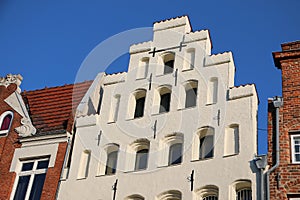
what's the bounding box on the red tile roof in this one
[22,81,92,135]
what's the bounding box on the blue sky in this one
[1,0,299,154]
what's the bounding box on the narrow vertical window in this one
[207,77,218,105]
[185,80,198,108]
[77,150,91,179]
[233,180,252,200]
[0,111,13,136]
[132,89,147,119]
[105,151,118,175]
[169,143,182,165]
[198,127,214,160]
[160,93,171,113]
[137,57,149,79]
[109,94,121,122]
[135,149,149,170]
[163,53,175,74]
[224,124,239,156]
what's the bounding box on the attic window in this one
[163,53,175,74]
[0,111,13,136]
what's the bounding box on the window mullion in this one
[24,174,35,200]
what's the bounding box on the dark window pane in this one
[29,173,46,200]
[159,93,171,113]
[185,88,197,108]
[200,135,214,159]
[135,149,148,170]
[164,60,174,74]
[134,97,145,118]
[169,143,182,165]
[105,151,118,175]
[13,175,30,200]
[296,154,300,162]
[0,114,12,131]
[22,162,34,171]
[37,160,49,169]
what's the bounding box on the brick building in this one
[0,74,91,200]
[267,41,300,199]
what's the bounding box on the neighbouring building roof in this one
[22,81,92,136]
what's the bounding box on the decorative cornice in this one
[15,118,37,137]
[0,74,23,88]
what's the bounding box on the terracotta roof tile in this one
[22,81,92,135]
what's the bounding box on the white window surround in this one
[183,48,195,71]
[194,185,219,200]
[231,180,252,200]
[192,127,215,161]
[127,89,147,119]
[108,94,121,123]
[125,139,150,172]
[97,143,120,176]
[77,150,91,179]
[152,85,172,114]
[0,111,13,136]
[224,124,240,157]
[10,157,49,200]
[136,57,149,80]
[125,194,145,200]
[156,190,182,200]
[158,132,183,167]
[291,134,300,164]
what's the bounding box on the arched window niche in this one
[194,185,219,200]
[158,132,183,167]
[179,80,198,109]
[192,126,215,161]
[97,143,119,176]
[125,139,150,172]
[224,124,239,156]
[156,190,182,200]
[0,111,13,137]
[231,180,252,200]
[128,89,147,119]
[153,85,172,114]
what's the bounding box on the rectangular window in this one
[12,158,49,200]
[291,135,300,163]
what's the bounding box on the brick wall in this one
[0,83,22,200]
[268,41,300,199]
[41,142,67,200]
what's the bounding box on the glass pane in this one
[105,151,118,175]
[22,162,34,171]
[135,149,148,170]
[164,60,174,74]
[37,160,49,169]
[160,93,171,113]
[169,143,182,165]
[13,175,30,200]
[295,154,300,162]
[185,88,197,108]
[134,97,145,118]
[0,114,12,131]
[200,135,214,159]
[29,173,46,200]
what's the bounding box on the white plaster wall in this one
[58,16,258,200]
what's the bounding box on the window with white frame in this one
[232,180,252,200]
[158,133,183,167]
[77,150,91,179]
[194,185,219,200]
[159,86,171,113]
[0,111,13,136]
[105,150,118,175]
[291,135,300,163]
[199,128,214,159]
[12,157,49,200]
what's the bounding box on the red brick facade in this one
[0,83,22,200]
[268,41,300,199]
[0,76,91,200]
